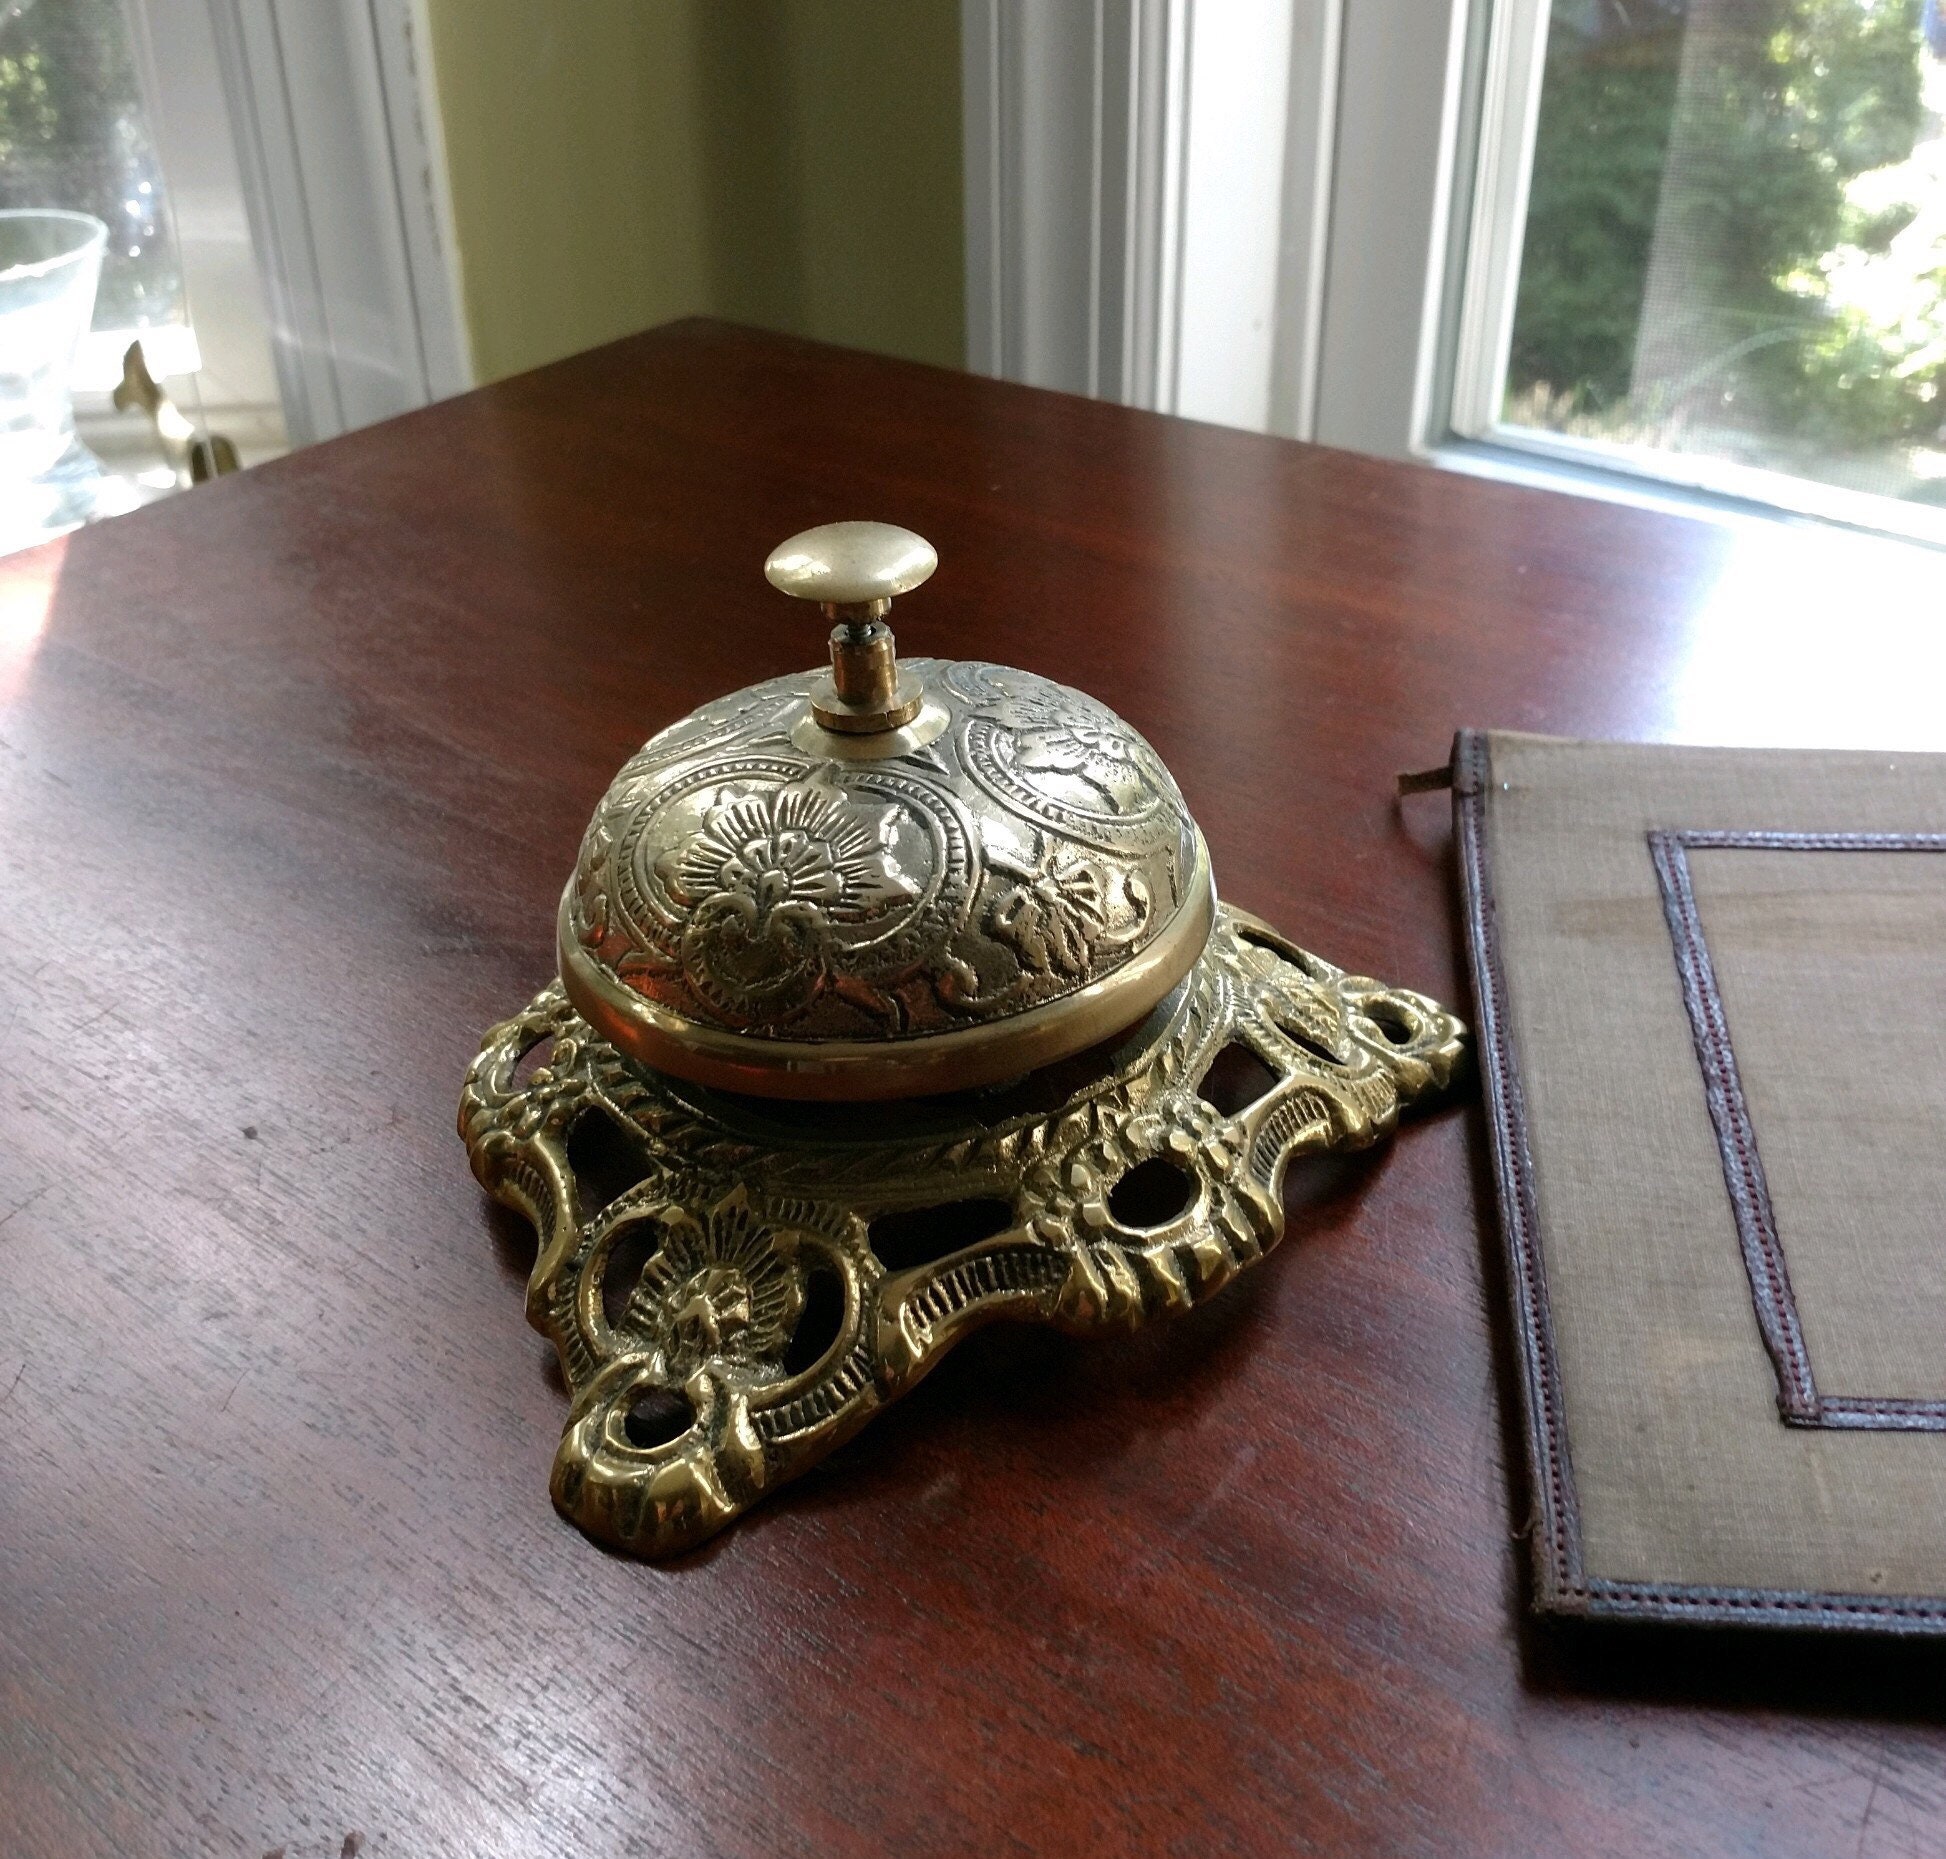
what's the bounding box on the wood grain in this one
[4,319,1945,1859]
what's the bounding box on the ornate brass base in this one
[459,906,1466,1557]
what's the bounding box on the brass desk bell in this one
[460,523,1465,1555]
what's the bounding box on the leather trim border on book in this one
[1452,729,1946,1633]
[1452,729,1586,1597]
[1651,826,1946,1432]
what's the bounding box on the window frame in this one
[204,0,472,445]
[966,0,1946,551]
[63,0,284,445]
[1432,0,1946,549]
[69,0,472,455]
[961,0,1343,439]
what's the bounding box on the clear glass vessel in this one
[0,209,108,550]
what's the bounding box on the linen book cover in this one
[1455,729,1946,1632]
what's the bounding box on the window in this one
[967,0,1946,546]
[0,0,468,554]
[0,0,186,353]
[0,0,284,547]
[1452,0,1946,541]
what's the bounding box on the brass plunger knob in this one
[765,520,935,733]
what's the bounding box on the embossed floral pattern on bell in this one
[988,846,1131,977]
[663,777,918,1024]
[564,657,1210,1073]
[979,678,1175,829]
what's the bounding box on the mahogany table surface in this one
[4,319,1944,1859]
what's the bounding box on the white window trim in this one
[1448,424,1946,548]
[1444,0,1551,441]
[66,0,272,432]
[962,0,1341,440]
[205,0,472,445]
[967,0,1946,551]
[1308,0,1473,459]
[65,0,470,453]
[961,0,1186,408]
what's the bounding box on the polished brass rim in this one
[557,837,1217,1100]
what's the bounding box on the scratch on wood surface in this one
[1839,1742,1934,1859]
[0,1182,50,1234]
[308,1105,404,1160]
[1854,1756,1882,1859]
[1469,1352,1503,1482]
[218,1369,247,1414]
[1180,1442,1260,1539]
[1101,1442,1261,1603]
[1,1362,23,1406]
[419,932,527,957]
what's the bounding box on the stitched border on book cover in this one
[1455,728,1946,1630]
[1649,828,1946,1432]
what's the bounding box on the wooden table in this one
[5,320,1944,1859]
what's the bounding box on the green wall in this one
[423,0,966,384]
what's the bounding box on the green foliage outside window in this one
[1510,13,1683,410]
[1508,0,1945,466]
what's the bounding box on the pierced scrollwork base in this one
[459,906,1466,1557]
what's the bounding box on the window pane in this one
[0,0,184,333]
[1506,0,1946,513]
